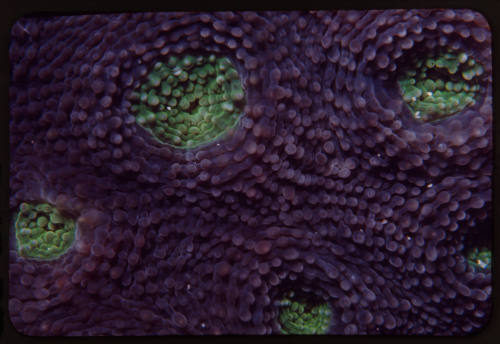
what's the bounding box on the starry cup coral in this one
[8,9,492,336]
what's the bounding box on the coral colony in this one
[9,10,491,335]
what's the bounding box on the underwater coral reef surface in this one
[9,10,492,335]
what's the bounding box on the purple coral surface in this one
[9,10,492,335]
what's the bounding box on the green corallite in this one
[15,202,76,260]
[398,49,482,122]
[278,291,332,334]
[130,54,246,149]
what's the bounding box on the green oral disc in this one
[278,291,332,335]
[399,50,482,122]
[15,202,76,260]
[131,54,246,149]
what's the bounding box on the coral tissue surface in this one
[9,10,492,335]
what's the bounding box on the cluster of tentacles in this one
[9,10,491,335]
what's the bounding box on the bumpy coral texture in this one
[9,10,492,335]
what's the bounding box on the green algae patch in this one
[278,291,332,334]
[15,202,76,260]
[467,247,491,273]
[130,54,246,149]
[399,50,483,122]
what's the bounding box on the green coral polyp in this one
[278,291,332,335]
[15,202,76,260]
[131,54,245,149]
[467,247,491,272]
[399,49,483,122]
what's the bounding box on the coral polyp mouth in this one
[467,247,491,272]
[130,54,245,149]
[398,49,484,122]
